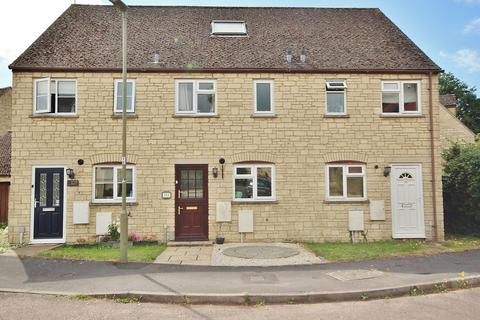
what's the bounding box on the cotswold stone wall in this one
[0,87,11,135]
[439,105,475,151]
[8,72,444,244]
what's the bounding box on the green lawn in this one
[305,236,480,262]
[38,244,166,263]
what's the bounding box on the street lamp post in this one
[109,0,128,263]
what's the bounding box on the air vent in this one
[211,20,247,36]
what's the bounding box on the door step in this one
[168,241,213,247]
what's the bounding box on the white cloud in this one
[0,0,106,65]
[442,49,480,73]
[455,0,480,4]
[464,17,480,33]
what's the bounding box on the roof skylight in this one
[211,20,247,36]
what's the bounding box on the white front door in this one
[391,164,425,238]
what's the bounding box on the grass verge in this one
[305,235,480,262]
[38,244,166,263]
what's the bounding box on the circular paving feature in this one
[222,245,300,259]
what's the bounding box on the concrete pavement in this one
[1,288,480,320]
[1,250,480,304]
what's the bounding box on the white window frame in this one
[253,80,274,115]
[233,164,276,202]
[381,80,421,115]
[325,164,367,201]
[33,78,77,115]
[175,80,217,116]
[92,165,136,203]
[325,80,347,115]
[114,79,136,113]
[211,20,247,36]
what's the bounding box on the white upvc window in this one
[114,79,136,113]
[211,20,247,36]
[233,164,276,201]
[34,78,77,114]
[253,80,274,114]
[381,80,421,115]
[326,164,367,201]
[175,80,217,115]
[325,80,347,115]
[93,165,136,203]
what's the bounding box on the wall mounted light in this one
[212,167,218,178]
[383,166,391,177]
[66,168,75,179]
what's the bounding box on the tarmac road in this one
[0,287,479,320]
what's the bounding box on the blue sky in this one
[0,0,479,94]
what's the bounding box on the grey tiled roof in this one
[0,132,11,176]
[439,94,456,107]
[10,5,441,73]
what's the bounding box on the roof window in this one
[211,20,247,36]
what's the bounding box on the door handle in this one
[34,200,40,208]
[178,206,182,215]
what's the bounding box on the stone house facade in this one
[7,5,445,244]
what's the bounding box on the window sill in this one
[380,114,424,118]
[324,199,370,204]
[232,200,278,204]
[251,113,277,118]
[172,114,220,118]
[30,114,79,119]
[112,113,138,119]
[323,114,350,118]
[90,201,138,206]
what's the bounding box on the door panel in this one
[33,168,64,239]
[175,165,208,241]
[391,165,425,238]
[0,182,9,224]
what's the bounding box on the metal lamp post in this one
[109,0,128,263]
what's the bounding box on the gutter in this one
[9,66,444,74]
[428,72,438,241]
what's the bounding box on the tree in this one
[443,141,480,234]
[439,72,480,134]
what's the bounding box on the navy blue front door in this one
[33,168,64,239]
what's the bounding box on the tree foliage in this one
[443,141,480,234]
[439,72,480,134]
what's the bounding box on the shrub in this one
[102,223,120,242]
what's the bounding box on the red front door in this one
[175,164,208,241]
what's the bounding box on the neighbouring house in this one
[7,5,445,245]
[439,94,476,151]
[0,87,12,225]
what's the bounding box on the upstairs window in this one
[326,163,366,201]
[211,20,247,36]
[381,81,421,115]
[114,79,135,113]
[254,80,274,114]
[325,80,347,115]
[34,78,76,114]
[175,80,217,115]
[233,163,276,201]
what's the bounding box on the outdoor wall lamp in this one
[212,167,218,178]
[383,166,391,177]
[66,168,75,179]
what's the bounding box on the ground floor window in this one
[233,163,275,201]
[93,165,135,203]
[326,163,366,201]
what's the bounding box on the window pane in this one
[257,167,272,197]
[236,167,251,175]
[383,82,399,91]
[117,183,133,198]
[116,82,134,112]
[348,166,363,174]
[382,92,400,113]
[95,168,113,183]
[198,82,214,90]
[329,167,343,196]
[178,82,193,111]
[52,173,61,207]
[36,96,48,112]
[96,184,114,199]
[256,83,271,112]
[36,80,49,112]
[326,92,345,113]
[117,81,134,97]
[57,97,76,113]
[235,178,253,199]
[197,94,215,113]
[37,80,49,95]
[347,176,364,198]
[403,83,418,111]
[39,173,47,207]
[58,81,76,95]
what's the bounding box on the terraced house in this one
[7,5,445,245]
